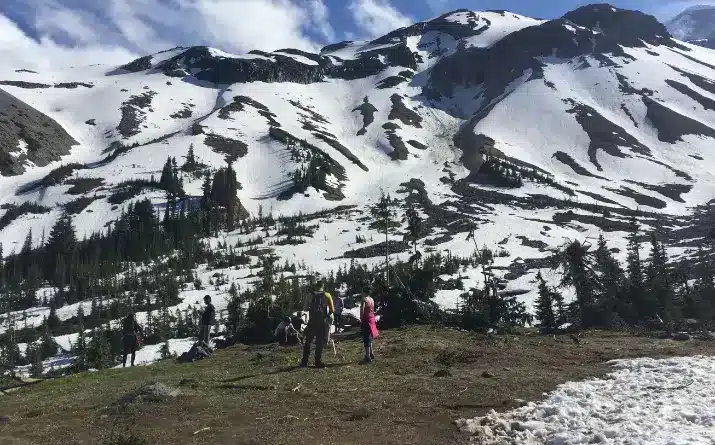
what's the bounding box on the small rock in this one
[657,332,672,340]
[514,398,528,407]
[85,119,96,126]
[482,371,495,378]
[673,333,691,341]
[433,369,452,378]
[503,367,512,372]
[179,378,197,386]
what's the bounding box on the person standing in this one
[300,282,334,368]
[122,312,141,368]
[333,288,345,333]
[199,295,216,345]
[360,288,379,364]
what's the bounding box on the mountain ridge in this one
[0,2,714,311]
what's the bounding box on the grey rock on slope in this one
[0,88,77,176]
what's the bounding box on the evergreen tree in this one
[626,217,645,319]
[645,229,675,324]
[535,272,557,331]
[695,246,715,326]
[86,328,112,369]
[73,307,88,370]
[226,282,242,341]
[39,321,58,360]
[594,234,626,326]
[405,203,423,254]
[560,240,597,327]
[28,343,43,378]
[183,144,198,172]
[373,193,396,285]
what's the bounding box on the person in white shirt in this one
[333,290,345,333]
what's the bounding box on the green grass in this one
[1,326,714,445]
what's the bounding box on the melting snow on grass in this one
[456,355,715,444]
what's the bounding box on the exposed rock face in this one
[0,88,77,175]
[353,97,378,135]
[643,96,715,143]
[117,91,156,138]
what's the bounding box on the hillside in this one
[1,2,715,388]
[2,327,714,445]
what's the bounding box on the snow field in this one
[456,355,715,444]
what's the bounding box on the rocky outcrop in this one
[388,94,422,128]
[204,133,248,163]
[117,91,156,138]
[352,97,378,135]
[643,96,715,143]
[0,89,77,176]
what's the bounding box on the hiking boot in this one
[359,357,372,365]
[315,362,326,369]
[298,362,308,368]
[369,351,375,360]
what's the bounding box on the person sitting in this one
[275,317,302,346]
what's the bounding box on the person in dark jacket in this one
[122,312,141,368]
[299,282,334,368]
[199,295,215,344]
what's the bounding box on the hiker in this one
[122,312,141,368]
[333,287,345,333]
[300,282,334,368]
[199,295,216,345]
[275,316,302,346]
[292,311,306,333]
[360,288,379,364]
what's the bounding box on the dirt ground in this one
[1,326,714,445]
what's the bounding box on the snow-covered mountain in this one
[667,5,715,49]
[1,3,715,314]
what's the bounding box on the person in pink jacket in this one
[360,287,379,364]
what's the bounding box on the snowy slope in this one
[456,355,715,444]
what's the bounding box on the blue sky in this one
[0,0,711,70]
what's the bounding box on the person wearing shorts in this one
[360,288,379,364]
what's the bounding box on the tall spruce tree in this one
[626,217,645,320]
[405,203,423,255]
[560,240,597,327]
[535,272,557,331]
[594,234,626,326]
[645,229,675,324]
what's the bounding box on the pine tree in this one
[160,339,172,360]
[39,321,58,360]
[535,272,557,331]
[86,328,112,369]
[226,282,242,340]
[29,343,43,378]
[626,217,645,319]
[560,240,597,327]
[405,203,423,254]
[374,193,396,285]
[47,304,60,334]
[183,144,198,172]
[646,229,675,324]
[695,246,715,326]
[73,307,88,370]
[594,234,625,326]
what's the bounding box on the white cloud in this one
[349,0,413,39]
[0,0,334,71]
[0,13,137,71]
